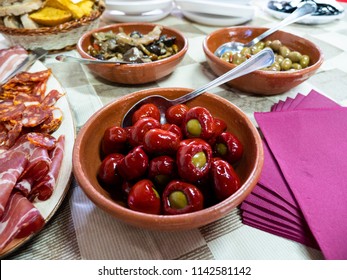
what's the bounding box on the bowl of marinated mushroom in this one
[73,87,264,231]
[203,26,323,95]
[77,22,188,84]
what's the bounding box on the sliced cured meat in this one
[0,123,7,144]
[41,90,64,107]
[17,145,51,182]
[0,192,45,251]
[6,121,23,148]
[6,69,51,84]
[32,81,47,100]
[16,145,51,197]
[27,132,56,150]
[0,46,27,84]
[0,151,28,218]
[15,178,35,198]
[36,107,63,134]
[21,105,50,127]
[29,135,65,201]
[13,93,40,106]
[0,103,25,122]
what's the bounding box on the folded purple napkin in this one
[242,90,347,259]
[255,106,347,260]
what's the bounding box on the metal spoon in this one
[121,48,275,128]
[214,0,317,57]
[55,55,134,65]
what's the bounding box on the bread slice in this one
[76,0,94,16]
[45,0,84,19]
[29,6,72,26]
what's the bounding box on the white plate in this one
[102,7,172,23]
[0,61,75,258]
[264,3,345,25]
[105,0,172,15]
[181,9,253,26]
[175,0,255,18]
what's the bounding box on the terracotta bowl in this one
[203,26,323,95]
[77,22,188,84]
[73,88,264,231]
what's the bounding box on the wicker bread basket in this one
[0,0,105,51]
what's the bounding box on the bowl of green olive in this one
[203,26,323,95]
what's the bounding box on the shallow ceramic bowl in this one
[73,88,264,231]
[77,22,188,84]
[203,26,323,95]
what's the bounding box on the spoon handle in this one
[244,1,317,48]
[55,55,131,65]
[171,48,275,105]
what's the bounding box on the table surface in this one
[2,1,347,260]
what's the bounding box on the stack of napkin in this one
[241,90,347,260]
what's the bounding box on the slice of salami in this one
[41,90,64,107]
[13,93,40,106]
[36,107,63,134]
[6,121,23,149]
[29,135,64,201]
[32,81,47,100]
[27,132,56,150]
[21,105,50,127]
[0,103,25,122]
[0,123,7,144]
[0,191,45,250]
[6,69,51,84]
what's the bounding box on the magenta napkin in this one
[242,218,317,248]
[242,90,345,259]
[255,107,347,260]
[280,97,294,111]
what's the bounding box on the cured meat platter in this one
[0,59,75,258]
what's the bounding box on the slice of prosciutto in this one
[0,150,28,219]
[15,146,51,197]
[0,46,28,85]
[0,191,45,251]
[29,135,65,201]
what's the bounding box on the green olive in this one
[267,62,281,71]
[232,53,247,65]
[265,40,272,48]
[240,47,251,57]
[186,119,201,137]
[221,51,232,62]
[270,40,282,52]
[288,51,302,63]
[275,54,284,64]
[250,45,261,55]
[168,191,188,209]
[191,151,207,168]
[255,41,265,50]
[291,63,302,70]
[279,46,290,58]
[280,58,292,71]
[300,55,310,68]
[216,143,227,156]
